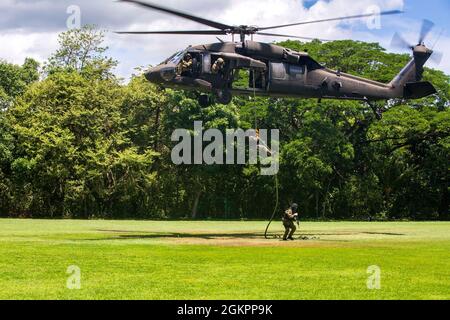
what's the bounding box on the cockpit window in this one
[164,50,187,65]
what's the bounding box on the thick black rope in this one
[264,174,279,239]
[250,81,280,240]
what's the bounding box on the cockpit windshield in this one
[163,50,187,65]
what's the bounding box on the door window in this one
[289,65,305,79]
[270,63,287,80]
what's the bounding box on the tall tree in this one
[45,25,117,80]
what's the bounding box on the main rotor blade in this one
[391,32,412,50]
[116,30,228,35]
[118,0,232,31]
[258,10,403,31]
[257,32,333,42]
[430,50,443,65]
[418,19,434,44]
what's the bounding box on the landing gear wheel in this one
[198,94,211,108]
[215,89,232,105]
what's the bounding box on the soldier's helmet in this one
[291,203,299,212]
[184,53,192,61]
[217,58,225,65]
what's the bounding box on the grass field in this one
[0,219,449,300]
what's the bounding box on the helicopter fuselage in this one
[145,40,436,105]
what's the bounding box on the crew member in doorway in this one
[179,53,193,76]
[212,57,225,74]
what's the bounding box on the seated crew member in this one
[178,53,193,76]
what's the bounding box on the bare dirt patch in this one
[165,235,326,247]
[93,228,406,247]
[94,229,328,246]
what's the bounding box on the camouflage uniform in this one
[211,58,225,74]
[178,56,193,76]
[282,208,297,240]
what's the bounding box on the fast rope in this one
[252,70,257,129]
[264,174,279,239]
[250,70,280,239]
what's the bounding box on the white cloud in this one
[1,0,448,78]
[105,0,409,77]
[0,31,59,65]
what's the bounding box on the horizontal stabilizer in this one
[404,81,437,99]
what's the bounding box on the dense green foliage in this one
[0,27,448,220]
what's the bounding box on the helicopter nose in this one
[145,69,161,83]
[145,65,177,83]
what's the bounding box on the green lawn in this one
[0,219,449,300]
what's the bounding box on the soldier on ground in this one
[283,203,299,241]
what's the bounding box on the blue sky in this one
[299,0,449,73]
[390,0,449,26]
[302,0,448,41]
[304,0,449,24]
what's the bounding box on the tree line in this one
[0,26,448,220]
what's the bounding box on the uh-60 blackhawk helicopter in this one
[117,0,441,109]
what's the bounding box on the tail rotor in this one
[390,19,443,66]
[391,32,413,50]
[418,19,435,44]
